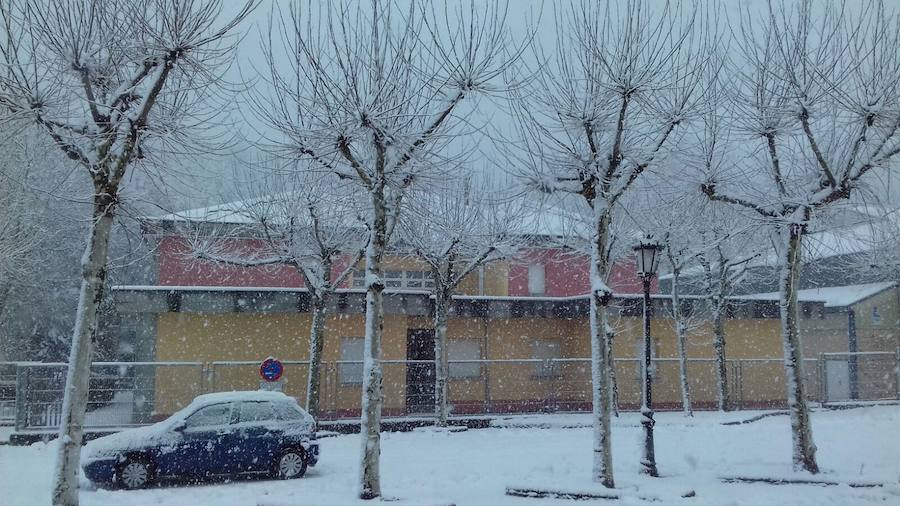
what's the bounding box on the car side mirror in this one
[173,421,187,433]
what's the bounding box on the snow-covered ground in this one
[1,407,899,506]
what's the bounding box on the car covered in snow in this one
[81,390,319,489]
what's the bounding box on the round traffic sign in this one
[259,358,284,382]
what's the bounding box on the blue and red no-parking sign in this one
[259,358,284,382]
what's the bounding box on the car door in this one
[224,401,283,473]
[157,402,234,478]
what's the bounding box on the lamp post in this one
[634,239,661,477]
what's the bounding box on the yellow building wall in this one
[154,312,412,417]
[154,301,876,416]
[567,315,786,407]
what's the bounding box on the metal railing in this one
[12,361,204,431]
[5,351,898,432]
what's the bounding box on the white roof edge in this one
[112,285,711,301]
[733,282,896,307]
[112,285,433,295]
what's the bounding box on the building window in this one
[802,303,813,319]
[384,270,403,288]
[528,264,546,296]
[618,299,642,317]
[351,269,434,290]
[531,339,561,378]
[448,340,482,379]
[680,299,694,318]
[339,337,364,384]
[406,270,425,288]
[872,306,881,325]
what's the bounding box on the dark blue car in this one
[81,391,319,489]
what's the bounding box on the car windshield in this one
[183,403,231,429]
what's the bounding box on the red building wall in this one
[157,236,353,288]
[507,248,658,297]
[158,236,656,296]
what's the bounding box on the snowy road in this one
[1,407,899,505]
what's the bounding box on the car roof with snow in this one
[188,390,297,408]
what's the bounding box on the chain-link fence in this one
[6,351,898,432]
[12,361,204,431]
[0,362,16,425]
[820,351,900,405]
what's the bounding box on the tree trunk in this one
[433,288,450,427]
[671,268,693,416]
[606,328,619,417]
[780,223,819,474]
[358,191,387,500]
[713,299,729,412]
[0,283,10,324]
[306,293,329,420]
[51,192,116,506]
[589,207,614,488]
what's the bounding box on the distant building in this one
[108,203,898,420]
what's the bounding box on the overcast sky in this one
[167,0,896,214]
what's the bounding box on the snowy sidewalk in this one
[1,406,899,505]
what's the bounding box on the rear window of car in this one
[237,401,278,423]
[185,403,231,428]
[273,402,306,421]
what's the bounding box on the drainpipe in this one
[478,265,486,296]
[847,309,858,400]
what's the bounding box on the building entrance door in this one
[406,329,435,413]
[826,358,851,402]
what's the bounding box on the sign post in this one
[259,357,285,392]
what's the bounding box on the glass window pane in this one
[238,401,277,423]
[274,402,305,421]
[531,340,561,377]
[528,264,546,295]
[449,340,481,379]
[185,403,231,428]
[340,337,364,384]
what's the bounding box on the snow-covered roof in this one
[657,218,893,282]
[155,198,263,224]
[736,282,895,308]
[153,195,585,238]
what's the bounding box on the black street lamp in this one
[634,239,661,477]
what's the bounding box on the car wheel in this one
[275,449,307,479]
[117,456,152,489]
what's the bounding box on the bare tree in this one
[631,187,761,416]
[0,1,256,503]
[253,1,520,498]
[695,221,760,413]
[399,180,522,427]
[507,1,717,486]
[185,172,368,419]
[661,234,699,417]
[700,0,900,473]
[0,130,44,316]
